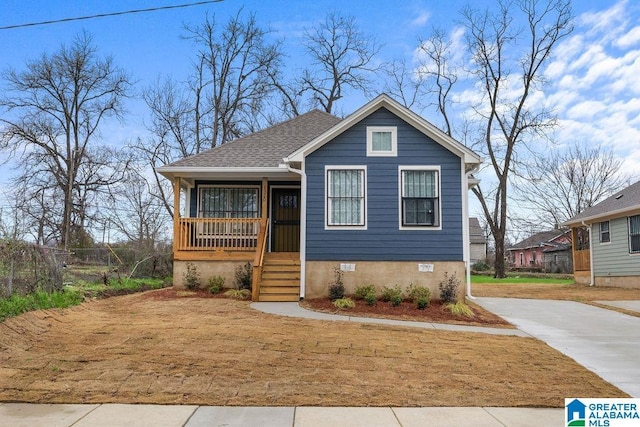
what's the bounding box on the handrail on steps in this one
[251,218,269,302]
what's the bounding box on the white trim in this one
[324,165,368,230]
[299,165,307,299]
[628,214,640,254]
[598,220,611,245]
[564,205,640,226]
[287,94,481,165]
[283,162,306,299]
[397,165,442,231]
[366,126,397,157]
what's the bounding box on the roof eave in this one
[155,166,292,181]
[563,205,640,226]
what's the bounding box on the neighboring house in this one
[157,94,481,301]
[506,229,572,272]
[564,180,640,288]
[469,217,487,264]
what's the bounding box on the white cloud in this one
[616,25,640,49]
[410,10,431,28]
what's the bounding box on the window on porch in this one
[199,187,259,219]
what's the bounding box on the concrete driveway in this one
[474,297,640,397]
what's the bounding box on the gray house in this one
[469,217,487,264]
[564,180,640,288]
[157,94,481,301]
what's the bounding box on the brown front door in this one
[271,188,301,252]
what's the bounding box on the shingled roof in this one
[564,180,640,225]
[164,110,341,169]
[507,229,570,251]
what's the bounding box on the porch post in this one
[173,177,181,255]
[261,178,268,220]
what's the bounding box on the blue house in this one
[157,94,481,301]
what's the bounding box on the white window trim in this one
[325,165,367,230]
[398,165,442,231]
[366,126,397,157]
[628,215,640,255]
[599,220,611,245]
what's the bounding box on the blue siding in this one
[305,108,463,261]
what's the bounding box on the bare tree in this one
[514,144,633,228]
[294,11,381,115]
[0,32,131,250]
[466,0,573,277]
[420,0,573,277]
[106,168,170,252]
[385,29,459,135]
[137,10,283,218]
[183,9,283,148]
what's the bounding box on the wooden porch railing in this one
[176,217,261,251]
[573,249,591,272]
[252,218,270,302]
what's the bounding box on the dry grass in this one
[0,288,626,407]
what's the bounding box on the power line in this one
[0,1,224,31]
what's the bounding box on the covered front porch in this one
[170,177,302,301]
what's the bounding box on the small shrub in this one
[207,275,225,294]
[364,292,377,306]
[328,267,345,300]
[439,272,460,303]
[407,283,430,309]
[380,285,403,302]
[445,301,475,318]
[333,297,355,309]
[183,262,200,290]
[390,294,403,307]
[224,289,251,300]
[234,262,252,290]
[354,284,376,300]
[472,260,490,271]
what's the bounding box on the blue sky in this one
[0,0,639,218]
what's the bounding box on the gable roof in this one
[286,94,481,166]
[507,229,570,251]
[156,110,341,180]
[564,180,640,226]
[469,217,487,244]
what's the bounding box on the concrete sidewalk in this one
[0,403,563,427]
[475,297,640,397]
[251,301,529,336]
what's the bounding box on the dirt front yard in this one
[0,288,626,407]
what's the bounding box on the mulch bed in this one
[300,297,513,328]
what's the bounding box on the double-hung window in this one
[599,221,610,243]
[399,167,440,228]
[629,215,640,254]
[326,167,366,228]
